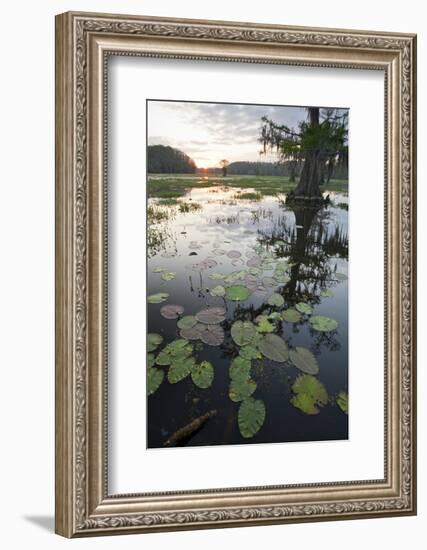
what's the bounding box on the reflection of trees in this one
[257,204,348,306]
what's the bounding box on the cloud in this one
[147,100,346,167]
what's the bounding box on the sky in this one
[147,100,309,168]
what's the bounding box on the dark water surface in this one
[147,185,348,448]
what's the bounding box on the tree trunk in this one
[293,107,322,198]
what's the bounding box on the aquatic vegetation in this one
[334,272,348,281]
[147,333,163,352]
[290,375,328,415]
[147,353,155,368]
[210,285,226,297]
[238,398,266,438]
[282,309,302,323]
[295,302,313,315]
[255,315,275,334]
[161,271,176,281]
[258,333,289,362]
[229,356,252,380]
[177,315,197,330]
[160,304,184,319]
[147,205,169,224]
[168,356,196,384]
[225,285,251,301]
[229,376,257,402]
[289,347,319,375]
[155,339,193,366]
[208,272,226,280]
[153,267,165,273]
[227,250,242,259]
[196,307,226,324]
[179,201,202,213]
[147,368,164,395]
[337,391,348,414]
[148,292,169,304]
[309,315,339,332]
[234,192,262,201]
[267,293,285,307]
[191,361,214,389]
[198,323,225,346]
[231,321,257,346]
[320,289,334,297]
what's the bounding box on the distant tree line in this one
[147,145,197,174]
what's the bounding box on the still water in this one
[147,185,348,448]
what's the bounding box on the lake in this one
[146,177,348,448]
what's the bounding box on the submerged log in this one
[164,410,217,447]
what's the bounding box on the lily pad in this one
[320,289,334,297]
[229,356,252,380]
[224,270,247,284]
[210,285,226,297]
[148,292,169,304]
[167,356,196,384]
[212,249,226,256]
[147,333,163,352]
[152,267,164,273]
[180,324,204,341]
[208,272,226,280]
[161,271,176,281]
[199,324,225,346]
[290,374,328,415]
[273,272,291,284]
[147,353,155,368]
[147,368,164,395]
[267,293,284,307]
[258,333,289,362]
[309,315,339,332]
[238,398,266,438]
[245,274,261,292]
[225,285,251,301]
[282,309,302,323]
[160,304,184,319]
[255,315,275,334]
[227,250,241,259]
[191,361,214,389]
[262,276,276,288]
[239,345,261,360]
[156,339,192,366]
[289,347,319,375]
[229,377,257,402]
[337,391,348,414]
[246,255,262,267]
[196,307,226,324]
[295,302,313,315]
[231,321,257,347]
[334,272,348,281]
[177,315,197,330]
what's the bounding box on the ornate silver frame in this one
[55,11,417,537]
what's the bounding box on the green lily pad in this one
[238,398,266,438]
[161,271,176,281]
[196,307,226,324]
[148,292,169,304]
[291,374,328,415]
[147,353,155,368]
[155,339,192,366]
[268,312,282,321]
[160,304,184,319]
[273,272,291,284]
[210,285,226,297]
[295,302,313,315]
[225,285,251,301]
[320,289,334,297]
[267,293,284,307]
[180,324,203,341]
[177,315,197,330]
[191,361,214,389]
[335,272,348,281]
[289,347,319,375]
[282,309,302,323]
[147,368,164,395]
[229,356,251,380]
[224,270,246,285]
[262,276,276,288]
[255,315,275,334]
[239,345,261,360]
[309,315,339,332]
[152,267,164,273]
[208,272,226,280]
[337,391,348,414]
[258,333,289,362]
[229,377,257,402]
[147,333,163,352]
[231,321,257,347]
[167,356,196,384]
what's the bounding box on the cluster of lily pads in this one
[147,243,348,441]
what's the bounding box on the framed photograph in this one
[55,11,417,537]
